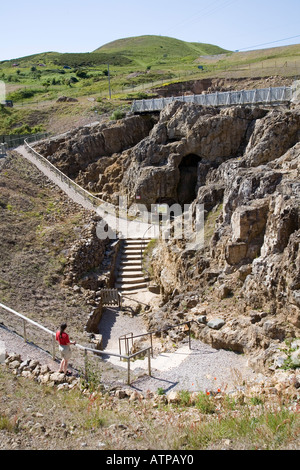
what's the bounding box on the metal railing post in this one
[150,333,153,357]
[52,335,56,360]
[147,348,151,377]
[127,357,130,385]
[23,320,27,342]
[84,348,88,382]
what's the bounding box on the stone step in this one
[118,271,145,278]
[116,282,148,292]
[117,276,145,285]
[115,238,150,292]
[122,249,144,254]
[120,263,142,269]
[124,238,151,243]
[121,255,143,261]
[123,246,145,252]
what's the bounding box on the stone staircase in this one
[115,239,150,294]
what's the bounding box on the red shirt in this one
[56,331,70,346]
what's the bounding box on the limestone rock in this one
[207,319,225,330]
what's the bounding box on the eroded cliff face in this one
[36,114,156,204]
[147,103,300,370]
[36,100,300,370]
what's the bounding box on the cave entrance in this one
[177,154,202,205]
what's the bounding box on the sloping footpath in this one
[0,317,260,394]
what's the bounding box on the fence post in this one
[188,322,191,350]
[52,335,56,360]
[84,348,88,382]
[150,333,153,357]
[147,348,151,377]
[23,320,27,342]
[127,357,131,385]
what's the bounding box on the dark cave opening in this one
[177,154,202,205]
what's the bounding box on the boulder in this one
[207,319,225,330]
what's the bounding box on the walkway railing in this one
[22,137,155,239]
[119,320,194,359]
[24,135,104,211]
[0,302,151,385]
[1,132,49,149]
[131,86,293,113]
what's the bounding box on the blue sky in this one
[0,0,300,60]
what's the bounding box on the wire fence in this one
[0,132,49,149]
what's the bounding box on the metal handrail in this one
[0,301,151,384]
[119,319,194,358]
[22,138,158,236]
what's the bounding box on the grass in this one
[1,365,299,450]
[142,239,158,279]
[204,204,223,247]
[1,36,299,136]
[94,35,229,67]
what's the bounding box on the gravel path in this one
[1,308,259,395]
[131,339,257,394]
[0,324,59,370]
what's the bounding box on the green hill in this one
[1,35,299,137]
[94,35,229,67]
[0,35,228,69]
[0,51,132,68]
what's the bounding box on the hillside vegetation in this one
[94,35,229,66]
[0,35,299,136]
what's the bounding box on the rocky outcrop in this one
[145,103,300,370]
[4,353,81,390]
[35,114,155,183]
[63,215,115,289]
[120,104,268,207]
[36,97,300,371]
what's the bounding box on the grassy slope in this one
[0,36,299,135]
[0,154,93,340]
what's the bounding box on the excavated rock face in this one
[120,103,268,207]
[145,103,300,368]
[35,114,156,185]
[36,100,300,369]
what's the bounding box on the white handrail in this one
[0,301,151,384]
[24,137,106,209]
[22,138,156,238]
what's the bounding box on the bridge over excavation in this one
[131,84,299,113]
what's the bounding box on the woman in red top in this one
[55,323,76,375]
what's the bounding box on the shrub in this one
[7,89,39,101]
[195,392,216,414]
[110,109,125,121]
